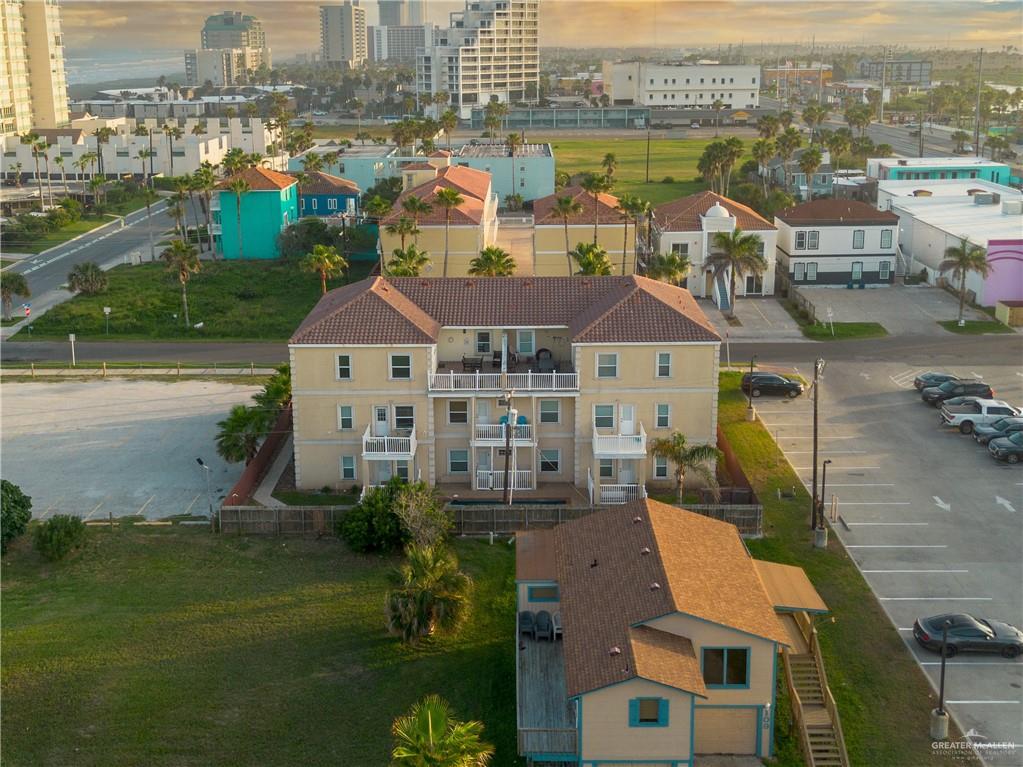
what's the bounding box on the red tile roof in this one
[533,185,624,225]
[290,276,720,345]
[382,165,492,227]
[215,165,297,191]
[654,190,775,232]
[775,198,899,226]
[289,170,360,195]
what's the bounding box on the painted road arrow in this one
[933,496,951,512]
[995,496,1016,512]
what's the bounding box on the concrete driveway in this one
[699,297,806,343]
[797,284,995,336]
[495,223,535,274]
[1,380,260,519]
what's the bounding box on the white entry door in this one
[373,406,389,437]
[619,404,636,436]
[477,450,492,472]
[477,401,492,424]
[619,460,637,484]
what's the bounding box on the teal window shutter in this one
[628,698,639,727]
[658,698,670,726]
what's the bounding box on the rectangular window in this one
[396,460,409,480]
[448,449,469,473]
[539,449,560,473]
[881,229,893,249]
[341,455,356,480]
[338,405,354,430]
[597,353,618,378]
[599,458,614,478]
[853,229,865,249]
[656,352,671,378]
[594,404,615,429]
[879,260,891,280]
[327,198,338,210]
[654,456,668,478]
[336,354,352,380]
[808,231,819,250]
[671,242,689,256]
[389,354,412,380]
[527,584,559,601]
[476,330,491,353]
[806,262,818,281]
[702,647,750,688]
[517,330,535,355]
[656,403,670,428]
[448,400,468,424]
[628,697,669,727]
[795,231,806,250]
[539,400,560,424]
[311,198,317,210]
[394,406,414,432]
[851,261,863,281]
[794,262,806,281]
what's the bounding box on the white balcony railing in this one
[476,469,532,490]
[473,423,534,443]
[592,423,647,457]
[362,425,417,459]
[599,483,647,505]
[428,370,579,392]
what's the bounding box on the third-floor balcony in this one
[592,423,647,458]
[473,422,534,444]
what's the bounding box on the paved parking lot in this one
[1,380,260,519]
[755,359,1023,764]
[698,297,805,342]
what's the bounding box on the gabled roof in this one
[775,198,899,226]
[289,170,360,195]
[654,190,775,232]
[382,165,492,226]
[533,185,623,226]
[554,499,789,698]
[290,276,720,346]
[215,165,297,191]
[629,625,708,698]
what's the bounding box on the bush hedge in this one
[33,515,87,561]
[1,480,33,554]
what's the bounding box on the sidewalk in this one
[251,435,293,508]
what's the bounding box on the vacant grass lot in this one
[14,260,375,342]
[938,319,1014,335]
[1,529,517,767]
[719,372,958,766]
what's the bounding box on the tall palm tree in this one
[141,188,158,261]
[721,136,744,196]
[775,127,802,192]
[645,252,691,285]
[756,114,780,138]
[570,242,613,276]
[708,228,767,318]
[215,405,268,464]
[506,133,522,192]
[616,194,639,275]
[163,125,184,177]
[648,431,722,504]
[386,245,431,277]
[301,152,324,174]
[1,272,30,320]
[778,110,795,130]
[227,178,250,259]
[364,194,392,222]
[391,694,494,767]
[22,135,44,207]
[553,195,584,274]
[293,171,309,216]
[135,149,152,187]
[940,237,990,327]
[797,147,823,201]
[580,172,611,245]
[434,187,464,278]
[133,123,154,182]
[386,216,419,250]
[824,129,851,173]
[468,246,515,276]
[160,239,200,326]
[385,544,473,644]
[401,196,433,245]
[751,138,775,196]
[601,152,617,179]
[440,109,458,150]
[712,98,725,137]
[168,189,188,240]
[192,164,217,255]
[301,243,348,294]
[53,155,69,200]
[91,126,114,176]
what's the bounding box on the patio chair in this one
[491,350,502,369]
[536,348,555,374]
[535,610,554,641]
[519,610,536,640]
[552,612,563,641]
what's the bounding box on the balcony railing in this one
[476,469,532,490]
[429,370,579,392]
[592,423,647,457]
[362,425,417,459]
[599,483,647,505]
[474,423,534,443]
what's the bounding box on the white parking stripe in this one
[880,597,992,601]
[137,495,155,516]
[864,569,968,573]
[847,545,947,548]
[83,501,105,520]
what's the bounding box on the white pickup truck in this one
[940,399,1021,434]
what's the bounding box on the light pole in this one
[819,458,832,529]
[931,619,952,739]
[103,306,111,335]
[196,457,213,517]
[746,355,757,421]
[501,390,517,506]
[810,357,825,533]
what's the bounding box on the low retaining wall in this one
[222,406,292,507]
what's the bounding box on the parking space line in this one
[880,597,992,601]
[864,569,968,573]
[847,522,928,526]
[183,494,200,515]
[83,501,105,520]
[137,495,155,516]
[847,545,947,548]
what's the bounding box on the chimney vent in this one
[640,547,651,556]
[649,582,662,591]
[633,516,643,524]
[590,558,598,568]
[609,646,622,656]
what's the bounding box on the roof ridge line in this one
[293,276,384,341]
[570,276,640,338]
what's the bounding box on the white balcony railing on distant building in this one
[473,423,534,443]
[428,370,579,392]
[592,423,647,457]
[475,469,532,491]
[362,425,417,459]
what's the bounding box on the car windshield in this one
[937,381,958,392]
[1008,432,1023,446]
[991,418,1011,430]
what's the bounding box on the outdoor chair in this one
[519,610,536,640]
[535,610,554,641]
[552,612,563,641]
[536,348,555,374]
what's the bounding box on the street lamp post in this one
[820,458,832,529]
[196,457,213,518]
[746,355,757,421]
[930,619,952,739]
[810,357,825,533]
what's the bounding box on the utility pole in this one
[918,110,925,157]
[878,47,888,123]
[810,357,825,531]
[645,127,651,183]
[502,390,516,505]
[974,49,984,157]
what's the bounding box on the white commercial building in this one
[200,11,271,70]
[603,62,760,109]
[417,0,540,119]
[876,178,1020,213]
[184,48,250,87]
[1,0,69,136]
[320,1,367,68]
[368,24,430,63]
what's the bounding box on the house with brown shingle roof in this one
[288,276,720,499]
[532,185,636,277]
[514,499,828,764]
[652,190,778,311]
[213,166,298,260]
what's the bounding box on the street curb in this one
[10,200,168,260]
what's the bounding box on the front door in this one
[619,460,636,484]
[373,406,389,437]
[620,404,636,436]
[745,274,763,294]
[477,400,492,424]
[375,462,393,485]
[704,270,714,296]
[477,451,492,473]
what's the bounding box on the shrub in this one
[1,480,33,554]
[661,175,675,184]
[33,514,87,561]
[392,482,451,548]
[336,477,409,553]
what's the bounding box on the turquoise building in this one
[867,157,1012,185]
[214,167,299,260]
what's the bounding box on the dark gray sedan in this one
[914,371,958,391]
[974,417,1023,445]
[913,613,1023,658]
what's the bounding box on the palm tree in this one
[874,143,894,159]
[721,136,744,196]
[401,196,433,244]
[301,243,348,295]
[570,242,613,275]
[580,172,611,245]
[192,164,217,255]
[385,216,420,251]
[22,135,45,207]
[386,245,431,277]
[364,194,392,221]
[645,252,691,285]
[940,237,990,327]
[1,272,30,320]
[778,110,795,130]
[711,98,725,137]
[391,695,494,767]
[160,239,200,326]
[648,431,722,504]
[440,109,458,150]
[8,162,22,187]
[775,127,802,192]
[88,175,106,209]
[951,130,971,154]
[824,129,851,173]
[167,189,188,240]
[756,114,780,138]
[139,188,159,262]
[751,138,774,196]
[215,405,268,464]
[553,195,584,274]
[797,147,823,201]
[708,228,767,318]
[385,544,472,643]
[226,178,250,259]
[53,155,68,200]
[301,152,324,175]
[506,133,523,192]
[616,194,641,275]
[434,187,464,277]
[66,262,108,295]
[163,125,184,177]
[468,246,515,276]
[601,152,617,179]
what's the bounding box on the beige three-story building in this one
[289,275,721,503]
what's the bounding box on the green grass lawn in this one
[3,195,154,255]
[1,529,518,767]
[12,259,375,342]
[719,372,958,765]
[802,321,889,341]
[937,319,1014,335]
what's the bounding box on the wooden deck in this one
[780,612,810,654]
[517,633,577,756]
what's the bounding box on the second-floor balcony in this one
[476,469,532,491]
[592,423,647,458]
[362,425,417,459]
[429,368,579,393]
[473,422,534,444]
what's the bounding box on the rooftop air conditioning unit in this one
[973,192,999,205]
[897,159,908,166]
[1002,199,1023,215]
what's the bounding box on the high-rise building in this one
[406,0,424,25]
[0,0,69,136]
[417,0,539,119]
[368,24,429,63]
[377,0,407,27]
[184,48,248,87]
[200,10,271,70]
[320,1,367,69]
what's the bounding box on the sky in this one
[60,0,1022,82]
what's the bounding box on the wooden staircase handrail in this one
[810,628,850,767]
[782,649,814,766]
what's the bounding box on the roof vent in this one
[633,516,643,524]
[609,646,622,656]
[640,547,651,556]
[649,582,661,591]
[974,192,1000,205]
[590,558,598,568]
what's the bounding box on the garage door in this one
[694,707,758,755]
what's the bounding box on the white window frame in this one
[671,242,689,256]
[311,198,317,210]
[539,399,560,424]
[448,400,469,424]
[655,403,671,429]
[394,405,415,432]
[396,460,409,480]
[794,262,806,281]
[851,261,864,281]
[879,260,891,280]
[806,262,818,281]
[327,198,338,210]
[517,329,535,355]
[794,231,806,250]
[599,458,614,478]
[852,229,865,249]
[336,354,352,380]
[594,404,615,429]
[340,455,356,480]
[880,229,893,249]
[656,352,672,379]
[808,230,819,250]
[338,405,354,431]
[596,352,619,379]
[654,456,669,479]
[448,449,469,474]
[476,330,491,354]
[389,353,412,381]
[539,448,560,473]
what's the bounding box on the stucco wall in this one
[218,186,297,260]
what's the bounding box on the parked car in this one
[690,122,700,129]
[940,399,1020,434]
[973,417,1023,445]
[939,395,983,409]
[914,371,958,390]
[913,613,1023,658]
[741,372,804,398]
[988,431,1023,464]
[921,380,994,406]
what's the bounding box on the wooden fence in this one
[218,505,346,535]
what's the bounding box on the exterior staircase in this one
[714,272,731,313]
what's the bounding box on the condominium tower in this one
[378,0,424,26]
[417,0,540,119]
[320,1,367,68]
[187,10,271,85]
[0,0,69,136]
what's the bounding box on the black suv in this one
[921,380,994,406]
[914,371,958,391]
[741,372,804,398]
